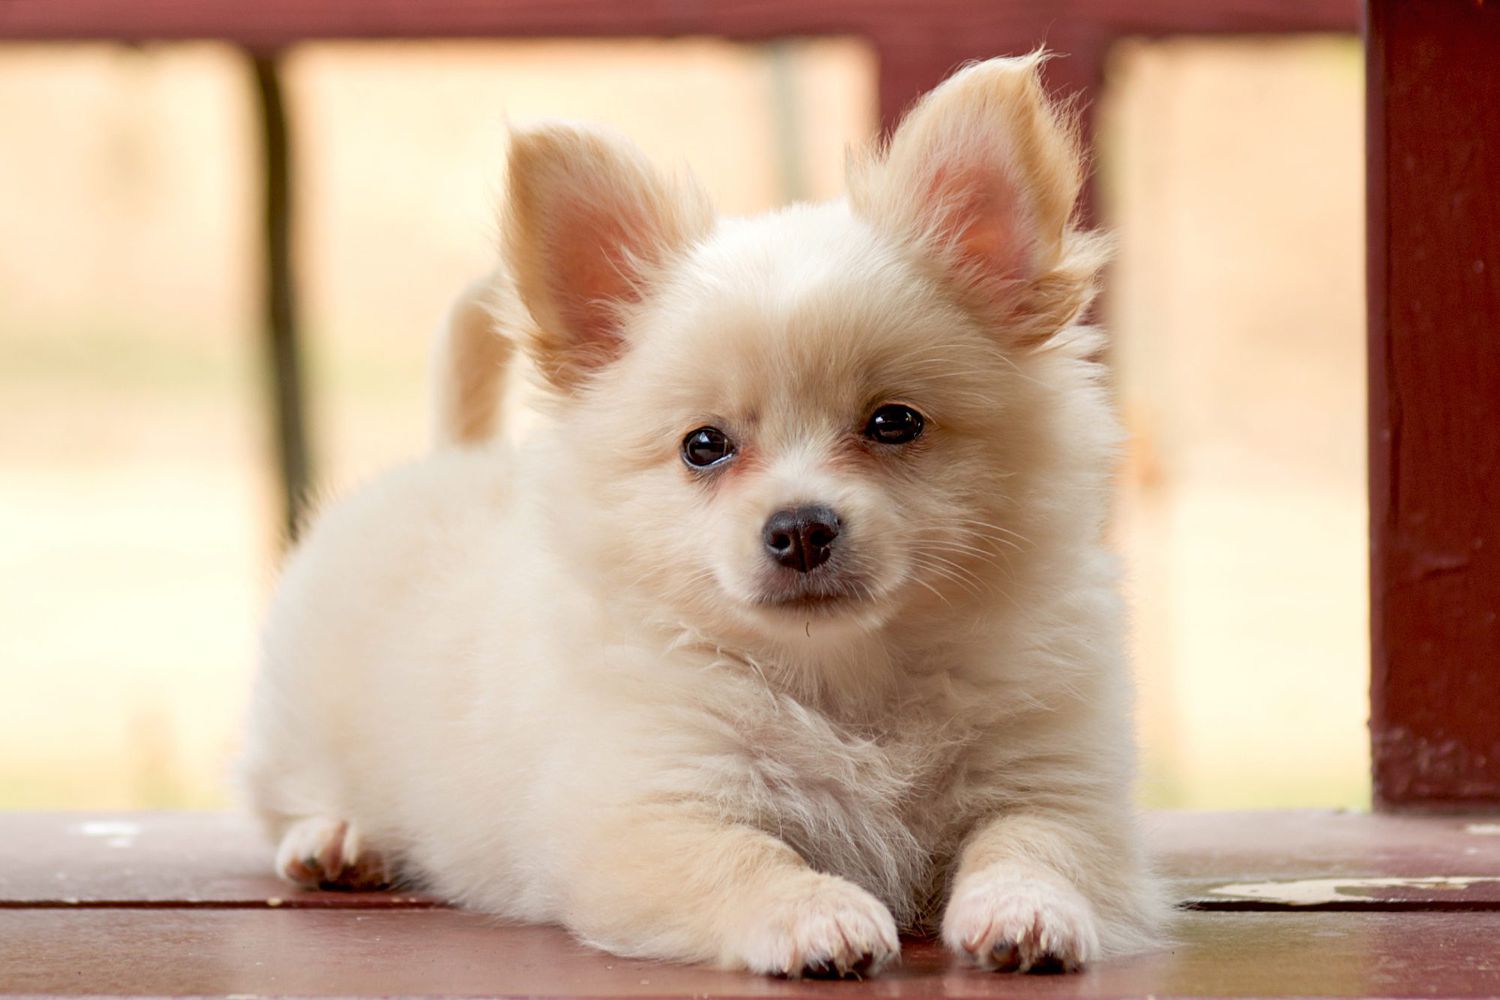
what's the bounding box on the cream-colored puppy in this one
[242,54,1167,978]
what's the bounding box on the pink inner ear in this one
[926,158,1035,287]
[547,209,641,359]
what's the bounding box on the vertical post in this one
[1367,0,1500,810]
[251,51,312,544]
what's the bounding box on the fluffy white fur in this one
[241,54,1169,978]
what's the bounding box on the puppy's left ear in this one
[505,123,713,391]
[848,53,1107,347]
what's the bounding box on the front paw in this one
[275,816,390,890]
[942,868,1099,974]
[736,873,900,979]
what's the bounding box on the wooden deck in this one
[4,810,1499,997]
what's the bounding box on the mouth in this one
[751,576,868,617]
[759,592,853,614]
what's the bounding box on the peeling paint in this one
[1208,875,1500,905]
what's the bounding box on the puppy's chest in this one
[727,698,979,916]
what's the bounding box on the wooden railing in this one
[7,1,1498,811]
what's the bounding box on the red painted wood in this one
[6,909,1500,997]
[7,811,1500,910]
[1154,810,1500,908]
[1367,0,1500,811]
[0,813,435,909]
[1155,810,1500,877]
[0,0,1360,50]
[3,812,1500,995]
[0,0,1361,137]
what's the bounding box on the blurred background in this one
[0,35,1365,811]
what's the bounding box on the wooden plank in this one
[6,811,1500,910]
[0,813,435,909]
[0,0,1361,135]
[1367,0,1500,810]
[1155,809,1500,877]
[0,0,1360,48]
[6,908,1500,998]
[1154,810,1500,909]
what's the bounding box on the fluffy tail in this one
[429,270,519,448]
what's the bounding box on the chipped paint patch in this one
[1208,875,1500,905]
[1465,823,1500,836]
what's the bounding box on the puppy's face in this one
[506,56,1100,646]
[588,217,1022,639]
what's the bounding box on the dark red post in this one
[1367,0,1500,810]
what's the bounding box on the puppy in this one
[241,53,1167,978]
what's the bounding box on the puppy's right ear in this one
[847,54,1105,347]
[504,124,712,391]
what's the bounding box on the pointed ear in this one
[504,124,712,390]
[847,53,1106,345]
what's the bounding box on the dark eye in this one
[864,404,925,445]
[682,426,736,468]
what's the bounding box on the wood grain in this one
[0,0,1362,47]
[7,908,1500,997]
[5,811,1500,995]
[0,0,1360,130]
[8,810,1500,909]
[1367,0,1500,810]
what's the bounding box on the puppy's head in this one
[506,55,1108,649]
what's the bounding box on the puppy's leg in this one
[275,816,392,890]
[562,810,899,978]
[942,811,1151,973]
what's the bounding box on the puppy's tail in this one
[429,270,519,448]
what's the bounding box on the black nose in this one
[763,506,841,573]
